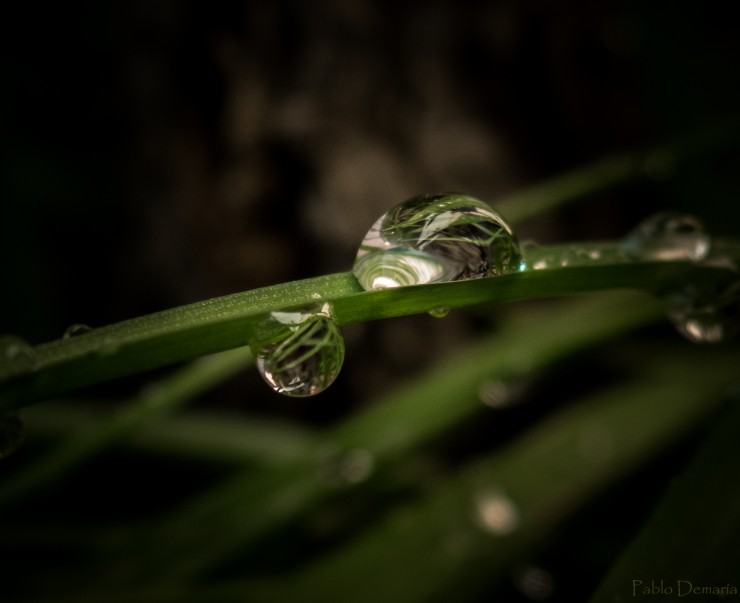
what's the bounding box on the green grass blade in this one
[1,256,735,410]
[588,396,740,602]
[0,347,252,509]
[23,404,318,466]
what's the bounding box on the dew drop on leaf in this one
[63,323,93,339]
[664,277,740,344]
[621,212,710,262]
[0,413,24,459]
[0,335,36,377]
[352,193,522,291]
[428,306,450,318]
[251,303,345,397]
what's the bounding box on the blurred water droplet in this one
[0,413,24,459]
[0,335,36,376]
[428,306,450,318]
[353,193,521,290]
[622,212,710,262]
[251,303,345,397]
[63,323,93,339]
[474,488,520,536]
[512,566,555,600]
[479,380,528,408]
[318,448,375,486]
[665,279,740,344]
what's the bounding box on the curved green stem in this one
[1,241,738,410]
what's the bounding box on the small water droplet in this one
[479,380,527,408]
[622,212,710,262]
[512,566,555,601]
[0,335,36,377]
[0,413,24,459]
[665,279,740,344]
[63,323,93,339]
[428,306,450,318]
[318,448,375,486]
[353,193,522,291]
[251,303,345,397]
[474,488,520,536]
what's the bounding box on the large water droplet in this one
[0,413,24,459]
[353,193,522,291]
[63,323,93,339]
[622,212,710,262]
[0,335,36,377]
[251,303,345,397]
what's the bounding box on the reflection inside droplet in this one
[353,193,522,291]
[251,302,345,397]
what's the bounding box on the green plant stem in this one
[22,404,318,466]
[496,125,740,223]
[588,395,740,602]
[2,121,738,410]
[0,347,252,509]
[1,245,737,411]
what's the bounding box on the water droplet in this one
[665,279,740,344]
[0,413,24,459]
[474,488,520,536]
[479,380,528,408]
[0,335,36,377]
[317,448,375,486]
[251,303,345,397]
[428,306,450,318]
[512,566,555,600]
[353,193,522,290]
[622,212,710,262]
[63,323,93,339]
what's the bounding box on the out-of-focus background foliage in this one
[1,1,739,602]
